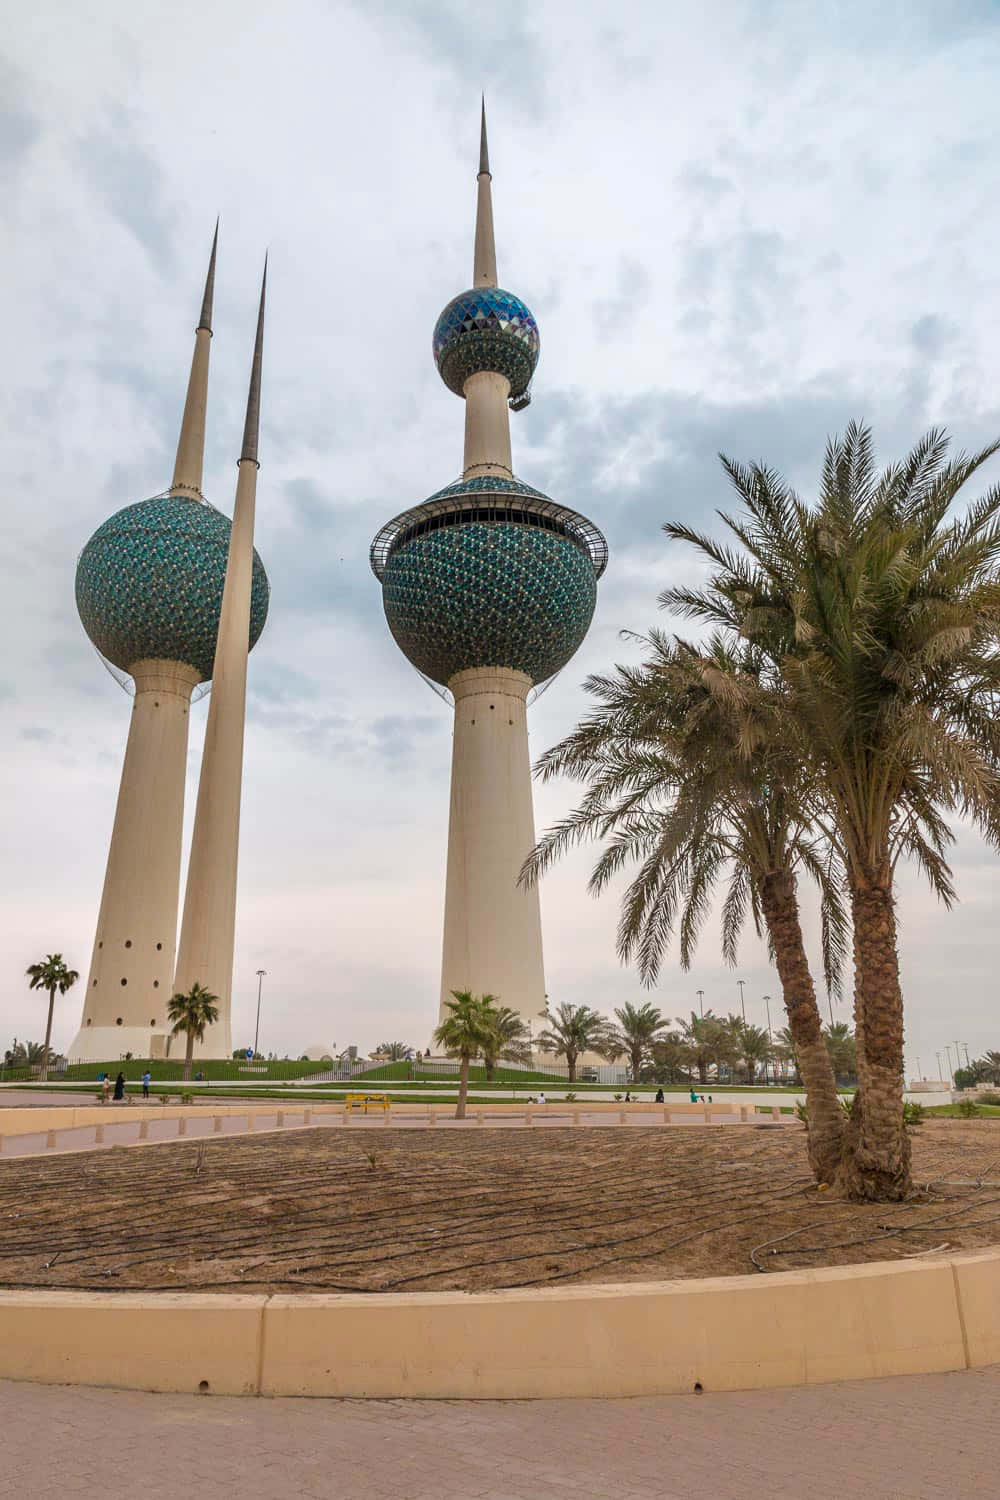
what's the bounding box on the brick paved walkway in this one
[1,1367,997,1499]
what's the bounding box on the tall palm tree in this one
[25,955,79,1083]
[434,991,498,1118]
[535,1003,614,1083]
[524,634,848,1183]
[728,1018,772,1085]
[481,1006,531,1082]
[167,982,220,1083]
[609,1002,667,1082]
[663,424,1000,1198]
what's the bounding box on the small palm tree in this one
[378,1041,413,1062]
[26,955,79,1082]
[481,1006,531,1082]
[167,982,220,1082]
[823,1022,857,1082]
[608,1001,667,1082]
[535,1002,614,1083]
[434,991,498,1118]
[674,1011,729,1085]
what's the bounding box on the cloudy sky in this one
[2,0,998,1074]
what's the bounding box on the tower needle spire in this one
[240,257,267,466]
[479,94,490,177]
[473,99,497,288]
[170,222,219,499]
[197,218,219,333]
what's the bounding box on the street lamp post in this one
[945,1044,955,1084]
[254,969,267,1058]
[696,989,704,1018]
[736,979,746,1024]
[936,1052,944,1082]
[763,995,773,1084]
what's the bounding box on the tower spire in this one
[473,98,497,288]
[240,256,266,465]
[170,222,218,500]
[173,258,267,1052]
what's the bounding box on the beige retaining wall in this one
[0,1251,996,1399]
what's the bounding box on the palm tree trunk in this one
[183,1031,194,1084]
[484,1059,495,1082]
[40,987,55,1084]
[630,1045,642,1083]
[760,870,844,1184]
[567,1055,577,1084]
[836,879,911,1201]
[455,1054,469,1119]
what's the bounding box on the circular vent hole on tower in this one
[153,981,159,988]
[156,942,163,951]
[120,978,127,986]
[86,1018,92,1026]
[150,1019,156,1027]
[124,939,132,949]
[116,1017,123,1026]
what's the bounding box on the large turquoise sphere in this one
[76,495,270,683]
[433,287,539,398]
[382,520,597,687]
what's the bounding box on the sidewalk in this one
[0,1366,996,1499]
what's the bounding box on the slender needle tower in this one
[371,105,607,1025]
[71,230,270,1063]
[172,264,268,1057]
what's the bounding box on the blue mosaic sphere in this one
[380,482,597,687]
[433,287,540,398]
[76,495,270,683]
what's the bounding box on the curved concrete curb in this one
[0,1250,997,1399]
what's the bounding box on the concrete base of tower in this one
[67,1026,173,1065]
[67,1025,233,1066]
[439,666,547,1025]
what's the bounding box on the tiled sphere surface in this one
[382,521,596,687]
[433,287,540,398]
[76,495,270,683]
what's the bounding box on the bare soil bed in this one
[1,1122,998,1293]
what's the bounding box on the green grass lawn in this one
[925,1103,1000,1118]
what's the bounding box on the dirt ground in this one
[1,1122,998,1293]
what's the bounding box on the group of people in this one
[98,1070,153,1102]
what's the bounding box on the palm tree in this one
[377,1041,413,1061]
[730,1019,772,1085]
[434,991,498,1118]
[647,1032,691,1084]
[481,1006,531,1082]
[663,424,1000,1198]
[609,1001,667,1082]
[25,955,79,1082]
[167,982,220,1083]
[523,633,848,1183]
[823,1022,857,1082]
[773,1025,801,1083]
[535,1002,614,1083]
[674,1011,728,1085]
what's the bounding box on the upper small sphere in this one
[433,287,539,398]
[76,494,269,683]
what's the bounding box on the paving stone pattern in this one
[1,1367,997,1500]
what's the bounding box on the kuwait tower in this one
[70,235,269,1063]
[370,106,608,1024]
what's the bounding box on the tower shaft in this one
[439,668,546,1022]
[69,659,200,1062]
[172,267,266,1055]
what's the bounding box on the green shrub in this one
[180,1091,193,1105]
[957,1098,979,1118]
[903,1101,926,1126]
[977,1091,1000,1106]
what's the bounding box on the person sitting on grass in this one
[655,1087,664,1103]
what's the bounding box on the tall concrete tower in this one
[70,235,270,1063]
[173,264,268,1057]
[370,105,608,1024]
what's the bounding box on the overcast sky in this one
[2,0,998,1074]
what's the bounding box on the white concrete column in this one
[69,659,200,1063]
[439,667,546,1024]
[172,460,257,1058]
[462,371,513,479]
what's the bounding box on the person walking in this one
[113,1071,125,1101]
[101,1075,112,1104]
[141,1070,151,1099]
